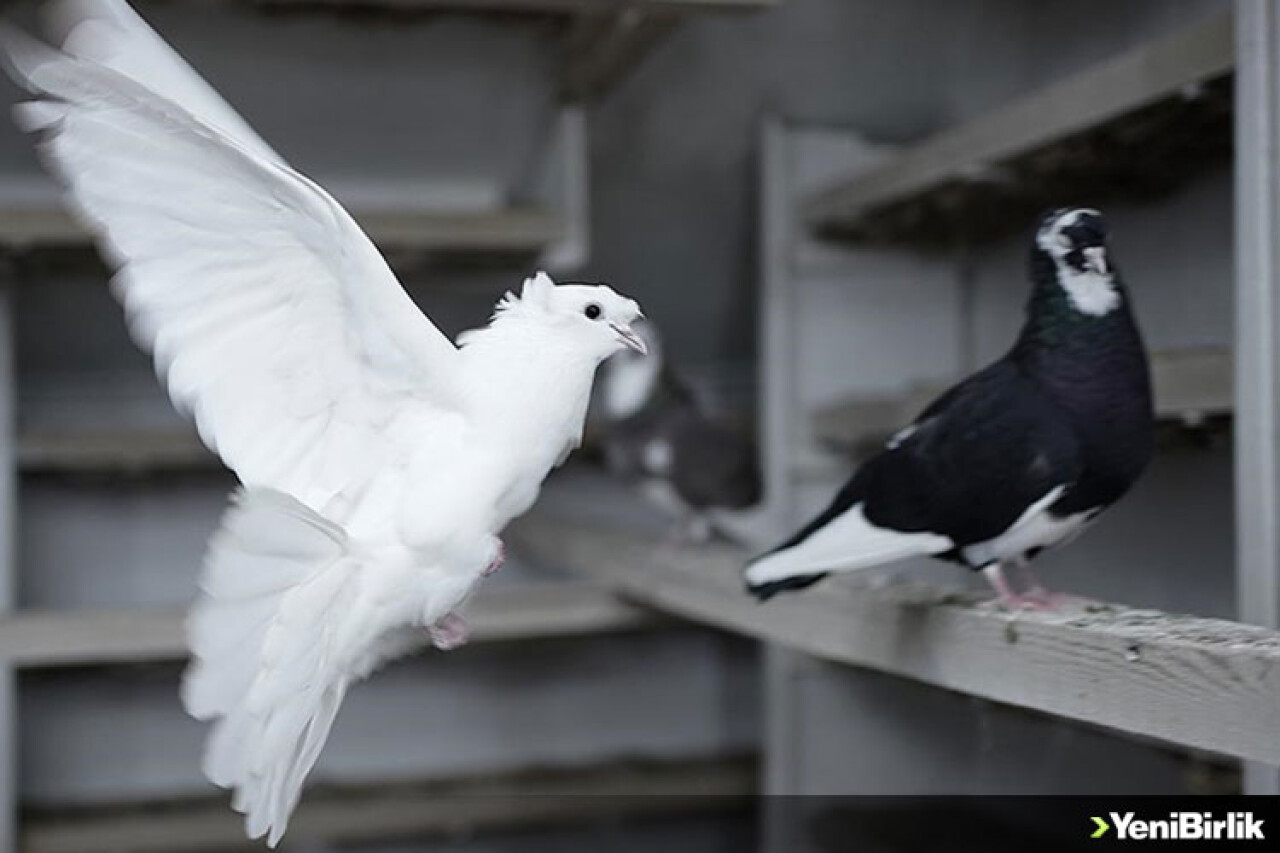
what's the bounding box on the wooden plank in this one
[812,346,1233,452]
[22,754,756,853]
[0,582,661,668]
[804,10,1234,235]
[0,202,563,254]
[509,514,1280,764]
[1234,0,1280,795]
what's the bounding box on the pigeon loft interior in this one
[0,1,1271,851]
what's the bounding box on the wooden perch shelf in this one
[509,513,1280,765]
[24,755,755,853]
[0,582,661,668]
[803,11,1234,245]
[811,346,1232,453]
[0,199,563,257]
[247,0,778,102]
[17,431,217,476]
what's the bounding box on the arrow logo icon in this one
[1091,816,1110,839]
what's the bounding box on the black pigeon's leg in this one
[683,515,713,544]
[1016,563,1083,610]
[981,561,1056,611]
[429,611,470,650]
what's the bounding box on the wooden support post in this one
[0,267,17,851]
[561,7,679,102]
[1234,0,1280,795]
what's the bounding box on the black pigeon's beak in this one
[1082,246,1109,275]
[612,323,648,355]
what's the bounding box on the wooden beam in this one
[22,755,756,853]
[804,10,1234,234]
[0,582,661,668]
[509,515,1280,765]
[562,7,680,102]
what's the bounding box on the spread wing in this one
[3,8,461,510]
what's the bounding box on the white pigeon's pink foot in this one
[429,611,470,650]
[483,539,506,577]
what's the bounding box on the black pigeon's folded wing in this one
[747,361,1080,590]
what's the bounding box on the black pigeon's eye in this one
[584,303,603,320]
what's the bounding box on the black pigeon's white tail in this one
[744,504,948,600]
[183,490,365,847]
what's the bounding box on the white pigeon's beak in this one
[1082,246,1109,275]
[611,323,648,355]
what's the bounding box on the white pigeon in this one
[1,1,647,845]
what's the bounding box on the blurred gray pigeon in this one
[599,320,762,542]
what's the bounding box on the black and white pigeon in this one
[745,208,1154,608]
[600,319,762,542]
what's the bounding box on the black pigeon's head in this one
[1032,208,1120,316]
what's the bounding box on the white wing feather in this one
[3,19,457,510]
[45,0,285,165]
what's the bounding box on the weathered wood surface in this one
[23,755,756,853]
[0,582,662,668]
[510,514,1280,764]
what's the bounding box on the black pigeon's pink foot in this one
[982,564,1061,611]
[429,611,470,650]
[483,539,506,577]
[1021,586,1080,610]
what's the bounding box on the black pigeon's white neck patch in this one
[1036,208,1119,317]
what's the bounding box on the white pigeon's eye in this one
[584,303,603,320]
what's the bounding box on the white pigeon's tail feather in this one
[744,505,950,600]
[183,489,366,848]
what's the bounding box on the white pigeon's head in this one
[489,272,647,360]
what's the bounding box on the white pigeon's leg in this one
[429,612,470,650]
[482,538,505,577]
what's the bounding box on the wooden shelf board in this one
[811,346,1232,452]
[803,11,1234,245]
[17,431,217,475]
[22,754,756,853]
[0,202,563,255]
[509,513,1280,764]
[0,581,661,668]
